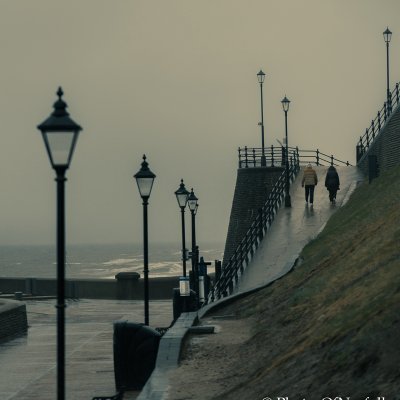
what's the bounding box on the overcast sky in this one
[0,0,399,248]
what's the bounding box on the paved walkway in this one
[235,166,363,294]
[0,167,364,400]
[0,299,173,400]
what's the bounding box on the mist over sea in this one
[0,243,223,280]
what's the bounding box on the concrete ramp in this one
[235,166,364,294]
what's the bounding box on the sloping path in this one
[235,166,363,294]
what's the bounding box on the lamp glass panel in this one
[176,193,188,208]
[188,199,197,211]
[44,131,76,167]
[383,30,392,43]
[136,177,154,198]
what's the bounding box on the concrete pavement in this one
[0,299,173,400]
[0,166,364,400]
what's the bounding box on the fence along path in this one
[207,149,351,304]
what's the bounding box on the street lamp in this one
[175,179,190,276]
[257,69,266,166]
[187,188,198,297]
[383,27,392,114]
[134,155,156,326]
[37,87,82,400]
[281,95,291,208]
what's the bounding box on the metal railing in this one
[296,149,350,166]
[356,82,400,162]
[206,146,351,304]
[238,146,350,168]
[206,156,300,304]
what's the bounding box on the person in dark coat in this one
[325,166,340,203]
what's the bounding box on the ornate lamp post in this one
[187,188,198,294]
[257,69,266,166]
[174,180,190,296]
[281,95,291,208]
[37,87,82,400]
[383,27,392,114]
[134,155,156,326]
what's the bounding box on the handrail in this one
[206,156,301,304]
[356,82,400,162]
[238,146,350,168]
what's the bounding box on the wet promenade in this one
[0,166,364,400]
[235,166,364,293]
[0,299,172,400]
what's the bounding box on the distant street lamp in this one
[257,70,266,166]
[281,95,291,208]
[134,155,156,326]
[383,27,392,114]
[175,180,190,278]
[37,87,82,400]
[187,188,199,294]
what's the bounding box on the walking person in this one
[301,163,318,205]
[325,165,340,203]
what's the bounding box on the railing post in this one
[258,208,263,240]
[396,83,399,104]
[271,145,274,167]
[289,156,293,178]
[281,146,285,166]
[366,129,370,147]
[252,148,256,167]
[371,120,375,140]
[244,146,248,168]
[316,149,320,166]
[378,111,381,130]
[356,145,361,163]
[330,155,334,166]
[384,102,387,121]
[238,147,241,168]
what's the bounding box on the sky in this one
[0,0,399,248]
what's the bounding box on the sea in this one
[0,242,224,280]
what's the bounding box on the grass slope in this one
[213,165,400,399]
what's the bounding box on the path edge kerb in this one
[137,311,198,400]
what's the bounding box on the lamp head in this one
[383,27,392,43]
[281,95,291,112]
[187,188,199,212]
[257,69,266,84]
[174,179,190,208]
[134,154,156,199]
[37,87,82,171]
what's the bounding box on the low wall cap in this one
[115,272,140,281]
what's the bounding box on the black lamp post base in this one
[285,194,292,208]
[261,155,267,167]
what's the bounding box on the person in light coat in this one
[301,163,318,204]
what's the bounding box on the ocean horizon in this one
[0,242,224,280]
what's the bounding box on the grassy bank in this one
[208,165,400,398]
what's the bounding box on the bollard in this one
[14,292,23,301]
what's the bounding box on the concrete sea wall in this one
[0,299,28,340]
[0,276,180,300]
[358,104,400,175]
[223,166,284,266]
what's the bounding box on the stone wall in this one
[358,104,400,175]
[0,276,180,300]
[0,299,28,341]
[222,167,284,267]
